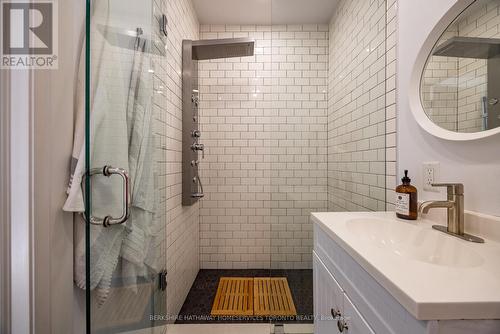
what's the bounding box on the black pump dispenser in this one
[401,170,411,184]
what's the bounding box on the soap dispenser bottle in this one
[395,170,418,220]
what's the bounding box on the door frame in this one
[1,63,12,334]
[1,67,35,334]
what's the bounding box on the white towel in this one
[64,4,132,304]
[121,36,160,286]
[64,2,160,305]
[63,34,86,213]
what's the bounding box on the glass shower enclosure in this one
[84,0,166,332]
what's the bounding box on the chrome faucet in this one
[419,183,484,243]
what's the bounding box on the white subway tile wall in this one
[270,24,330,269]
[327,0,396,212]
[422,1,499,133]
[456,1,498,132]
[385,0,397,210]
[198,24,329,270]
[147,0,397,314]
[422,28,460,132]
[153,0,200,320]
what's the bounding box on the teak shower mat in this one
[211,277,297,317]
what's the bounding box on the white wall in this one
[31,1,85,333]
[398,0,500,217]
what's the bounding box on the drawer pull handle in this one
[337,319,349,332]
[331,308,341,319]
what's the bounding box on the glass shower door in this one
[84,0,166,332]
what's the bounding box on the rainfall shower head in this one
[191,38,255,60]
[433,36,500,59]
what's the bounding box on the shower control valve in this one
[191,130,201,138]
[191,94,199,107]
[191,143,204,150]
[191,160,199,167]
[191,143,205,159]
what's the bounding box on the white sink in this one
[346,218,484,268]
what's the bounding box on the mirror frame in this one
[410,0,500,141]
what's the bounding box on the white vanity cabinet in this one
[312,216,500,334]
[313,253,374,334]
[313,223,428,334]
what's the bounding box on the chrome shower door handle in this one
[84,165,131,227]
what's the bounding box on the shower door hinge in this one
[158,270,168,291]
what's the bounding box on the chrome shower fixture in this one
[181,38,255,206]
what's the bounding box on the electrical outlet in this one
[423,162,440,192]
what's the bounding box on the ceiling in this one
[192,0,339,25]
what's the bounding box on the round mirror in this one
[421,0,500,134]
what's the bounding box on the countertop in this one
[311,211,500,320]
